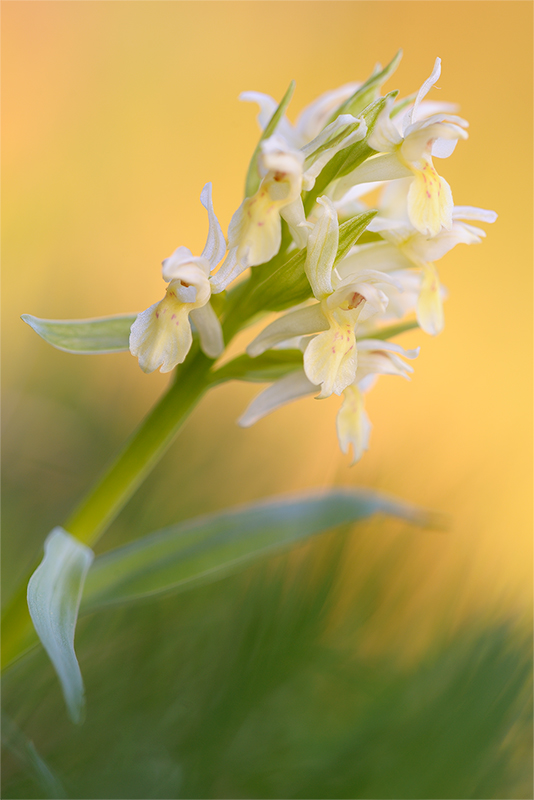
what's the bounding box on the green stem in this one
[2,349,213,668]
[65,350,212,547]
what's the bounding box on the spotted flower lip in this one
[129,183,226,373]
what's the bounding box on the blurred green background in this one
[2,2,532,798]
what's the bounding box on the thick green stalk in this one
[2,350,213,668]
[65,351,212,547]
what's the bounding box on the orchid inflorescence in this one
[25,53,496,465]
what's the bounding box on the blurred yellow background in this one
[3,1,532,639]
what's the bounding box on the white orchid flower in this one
[336,340,419,464]
[247,197,398,398]
[335,58,469,237]
[211,114,367,293]
[239,337,418,466]
[210,135,306,293]
[129,183,226,373]
[337,181,497,334]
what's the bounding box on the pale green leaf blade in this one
[331,50,403,121]
[21,313,137,354]
[81,490,429,612]
[27,528,94,724]
[245,80,296,197]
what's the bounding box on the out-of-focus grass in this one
[2,529,531,800]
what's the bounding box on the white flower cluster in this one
[130,56,496,464]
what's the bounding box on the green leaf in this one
[21,313,137,354]
[244,80,296,198]
[335,91,399,180]
[27,528,94,724]
[211,350,303,385]
[81,490,429,612]
[334,210,377,265]
[331,50,403,121]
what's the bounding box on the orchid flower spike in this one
[130,183,226,373]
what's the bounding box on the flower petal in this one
[401,121,468,163]
[295,82,360,144]
[452,206,498,223]
[334,153,412,200]
[410,57,441,126]
[368,97,402,153]
[247,304,328,357]
[407,158,453,236]
[304,310,358,398]
[336,385,372,465]
[129,293,193,373]
[238,369,317,427]
[416,263,444,335]
[240,91,298,146]
[409,221,483,262]
[190,302,224,359]
[305,196,339,300]
[161,247,210,281]
[280,197,310,250]
[336,242,412,280]
[200,183,226,269]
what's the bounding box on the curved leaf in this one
[81,489,430,613]
[27,528,94,724]
[21,313,137,354]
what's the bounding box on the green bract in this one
[27,528,94,724]
[21,314,136,354]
